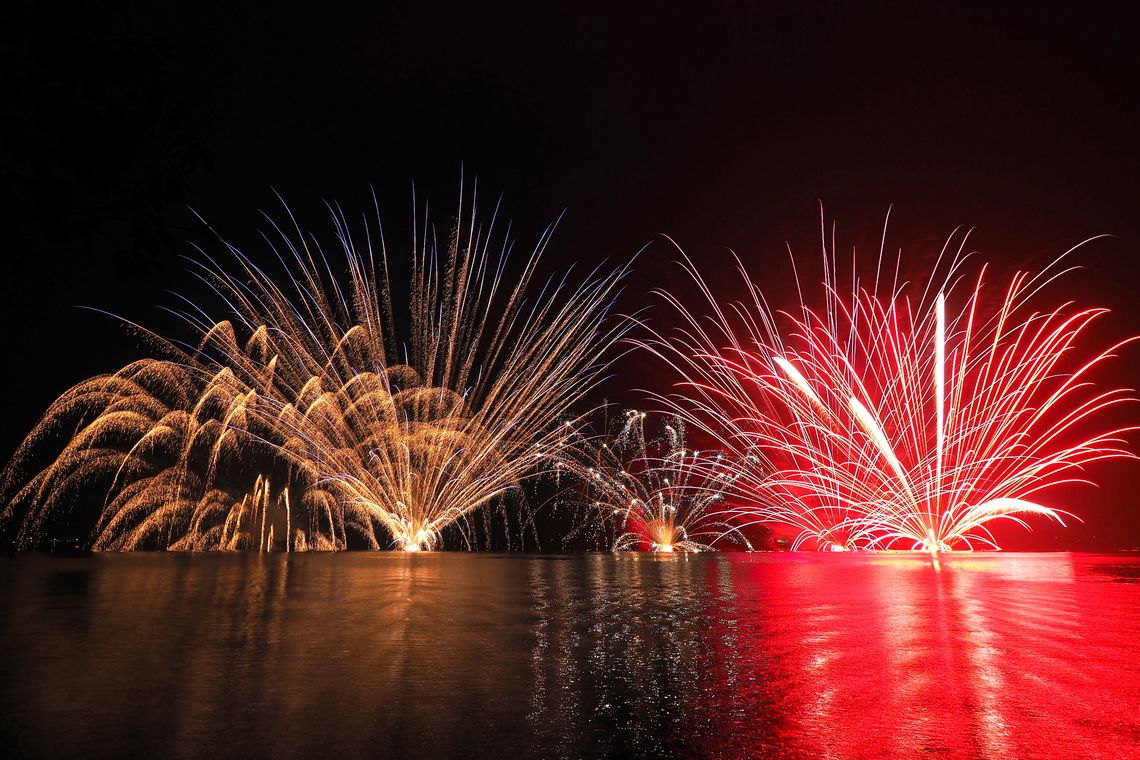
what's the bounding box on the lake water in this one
[0,552,1137,758]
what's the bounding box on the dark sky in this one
[3,2,1139,548]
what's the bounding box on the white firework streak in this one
[635,217,1137,551]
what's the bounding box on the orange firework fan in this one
[640,218,1137,551]
[1,186,628,551]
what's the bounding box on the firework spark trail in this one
[553,410,751,552]
[637,219,1137,551]
[1,185,629,551]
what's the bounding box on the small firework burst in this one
[554,410,751,552]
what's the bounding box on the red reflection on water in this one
[689,553,1140,759]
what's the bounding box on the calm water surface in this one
[1,552,1137,758]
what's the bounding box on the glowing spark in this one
[775,356,823,410]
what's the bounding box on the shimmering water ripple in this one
[1,553,1137,758]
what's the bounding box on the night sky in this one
[3,2,1139,548]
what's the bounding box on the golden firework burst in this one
[2,187,628,551]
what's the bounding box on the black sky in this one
[3,1,1139,547]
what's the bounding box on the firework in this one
[639,219,1136,551]
[2,186,627,551]
[555,410,751,551]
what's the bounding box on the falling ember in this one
[638,218,1137,551]
[553,411,752,552]
[1,186,628,551]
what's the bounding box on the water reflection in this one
[525,554,717,756]
[0,553,1137,758]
